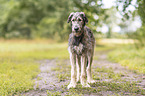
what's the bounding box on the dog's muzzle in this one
[74,27,79,31]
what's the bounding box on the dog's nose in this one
[74,27,79,31]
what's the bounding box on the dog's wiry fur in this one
[67,12,95,89]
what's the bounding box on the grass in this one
[108,45,145,74]
[0,39,144,95]
[0,59,39,95]
[0,40,69,60]
[95,39,133,52]
[47,91,62,96]
[0,40,69,95]
[47,39,145,95]
[92,67,123,81]
[49,59,145,96]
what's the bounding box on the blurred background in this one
[0,0,144,47]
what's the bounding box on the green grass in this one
[0,40,69,95]
[108,45,145,74]
[0,59,39,95]
[50,59,145,96]
[0,41,69,60]
[0,39,144,95]
[47,91,62,96]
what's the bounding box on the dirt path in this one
[22,59,70,96]
[22,52,145,96]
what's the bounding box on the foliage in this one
[0,0,110,40]
[0,0,72,40]
[133,0,145,47]
[116,0,145,47]
[127,26,145,48]
[0,0,145,44]
[138,0,145,25]
[116,0,133,20]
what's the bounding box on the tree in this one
[115,0,145,47]
[0,0,72,39]
[1,0,144,44]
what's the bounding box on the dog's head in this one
[67,12,88,37]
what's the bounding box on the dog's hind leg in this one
[87,55,96,83]
[67,53,77,89]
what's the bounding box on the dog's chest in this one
[73,43,84,55]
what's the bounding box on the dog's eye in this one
[78,19,82,21]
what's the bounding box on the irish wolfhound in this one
[67,12,95,89]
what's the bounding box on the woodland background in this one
[0,0,145,47]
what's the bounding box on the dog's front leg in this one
[76,55,81,83]
[80,55,90,87]
[67,53,77,89]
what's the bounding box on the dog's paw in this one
[67,83,76,89]
[87,80,96,84]
[77,78,80,83]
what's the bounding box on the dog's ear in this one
[67,12,74,23]
[80,12,88,24]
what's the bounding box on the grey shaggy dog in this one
[67,12,95,89]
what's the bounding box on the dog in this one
[67,12,95,89]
